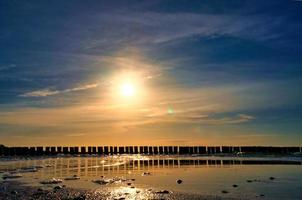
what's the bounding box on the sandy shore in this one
[0,180,240,200]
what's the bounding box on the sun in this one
[120,82,136,97]
[110,70,147,104]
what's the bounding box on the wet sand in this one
[0,155,301,199]
[0,180,239,200]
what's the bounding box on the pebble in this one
[155,190,170,194]
[11,190,18,195]
[2,173,22,179]
[221,190,229,194]
[246,180,253,183]
[176,179,183,184]
[40,178,63,184]
[142,172,151,176]
[232,184,238,188]
[73,195,86,200]
[54,185,63,190]
[269,177,275,180]
[93,178,113,185]
[19,167,38,173]
[65,175,80,180]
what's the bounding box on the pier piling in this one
[1,145,301,156]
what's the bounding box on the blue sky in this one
[0,0,302,146]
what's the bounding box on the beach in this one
[0,155,301,200]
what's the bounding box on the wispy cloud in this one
[20,83,98,97]
[66,133,86,137]
[0,64,16,71]
[81,12,284,50]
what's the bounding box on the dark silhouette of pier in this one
[0,144,301,156]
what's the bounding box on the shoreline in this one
[0,180,240,200]
[0,155,301,199]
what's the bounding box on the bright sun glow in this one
[120,82,136,97]
[110,70,148,105]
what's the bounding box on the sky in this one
[0,0,302,146]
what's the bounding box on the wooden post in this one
[129,146,134,154]
[139,146,143,154]
[0,145,4,156]
[148,146,153,154]
[104,146,109,154]
[81,146,86,154]
[51,147,56,155]
[74,147,79,154]
[198,146,206,154]
[113,146,118,154]
[125,146,130,154]
[143,146,148,154]
[119,146,124,154]
[168,146,173,154]
[222,146,230,153]
[15,147,21,156]
[56,146,61,154]
[3,146,9,156]
[164,146,168,154]
[29,147,36,156]
[189,147,194,154]
[287,147,300,153]
[9,147,16,156]
[98,146,103,154]
[173,146,178,154]
[215,146,221,154]
[37,147,44,156]
[87,146,92,154]
[207,147,213,154]
[179,146,185,154]
[14,147,19,156]
[45,147,51,155]
[233,146,240,153]
[63,147,69,154]
[69,147,75,154]
[159,146,164,154]
[92,147,97,154]
[153,146,158,154]
[184,146,190,154]
[134,146,138,154]
[193,146,198,154]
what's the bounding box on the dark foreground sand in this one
[0,181,240,200]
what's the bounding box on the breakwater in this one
[0,145,301,156]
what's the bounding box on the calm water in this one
[0,155,302,199]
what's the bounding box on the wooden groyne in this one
[0,145,301,156]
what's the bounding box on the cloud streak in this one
[20,83,98,97]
